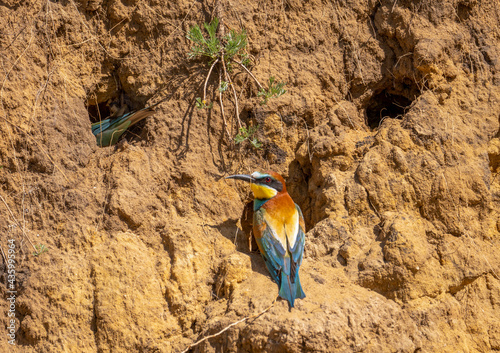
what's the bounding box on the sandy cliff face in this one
[0,0,499,352]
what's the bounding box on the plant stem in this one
[203,58,219,102]
[179,296,277,353]
[231,59,264,90]
[218,69,231,139]
[215,0,225,37]
[0,193,37,251]
[221,54,242,129]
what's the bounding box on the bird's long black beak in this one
[225,174,255,183]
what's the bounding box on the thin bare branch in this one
[180,296,278,353]
[221,54,242,129]
[203,58,219,102]
[0,244,7,266]
[218,69,231,139]
[231,59,264,90]
[0,193,37,251]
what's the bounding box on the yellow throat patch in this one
[251,183,278,199]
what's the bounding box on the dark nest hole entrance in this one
[87,101,111,124]
[86,94,149,146]
[365,90,413,129]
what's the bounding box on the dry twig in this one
[231,59,264,90]
[0,193,37,252]
[179,296,278,353]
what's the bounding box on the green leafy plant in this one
[187,17,286,142]
[224,29,248,60]
[234,125,262,149]
[187,18,221,60]
[187,18,248,64]
[219,81,229,92]
[258,76,287,105]
[33,244,48,256]
[195,97,213,109]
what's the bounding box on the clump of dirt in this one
[1,0,499,352]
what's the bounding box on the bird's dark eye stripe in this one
[255,176,283,192]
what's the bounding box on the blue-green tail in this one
[279,271,305,308]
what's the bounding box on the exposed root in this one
[221,54,242,129]
[0,244,7,266]
[179,296,278,353]
[218,69,231,139]
[231,59,264,91]
[0,194,37,252]
[203,58,219,103]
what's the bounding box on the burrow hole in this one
[87,100,112,124]
[365,89,414,129]
[85,91,148,146]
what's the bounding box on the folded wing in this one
[254,205,306,307]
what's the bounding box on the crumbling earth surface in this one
[1,0,500,352]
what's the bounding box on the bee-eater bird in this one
[226,171,306,308]
[91,101,161,147]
